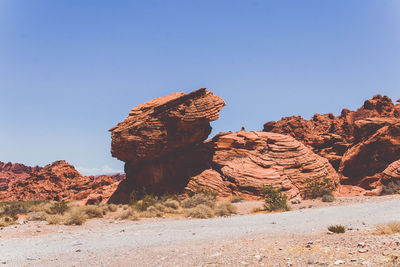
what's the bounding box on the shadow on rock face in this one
[108,143,215,204]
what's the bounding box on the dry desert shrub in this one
[328,224,346,233]
[163,199,180,210]
[376,221,400,234]
[184,204,214,219]
[134,194,157,211]
[27,211,47,221]
[115,207,139,221]
[48,201,69,215]
[107,204,118,212]
[214,202,237,216]
[0,216,15,227]
[181,193,216,209]
[140,206,164,218]
[82,205,104,218]
[381,181,400,195]
[322,193,335,202]
[46,214,62,224]
[64,209,87,225]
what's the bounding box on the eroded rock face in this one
[0,160,120,203]
[110,88,225,164]
[263,95,400,189]
[0,161,41,191]
[186,131,340,199]
[108,88,225,202]
[382,159,400,182]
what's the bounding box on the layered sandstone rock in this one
[339,120,400,187]
[0,160,119,203]
[263,95,400,189]
[186,131,340,199]
[110,88,225,164]
[0,161,41,191]
[108,88,226,203]
[109,87,340,202]
[382,159,400,182]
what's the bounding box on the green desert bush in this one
[229,195,244,203]
[376,222,400,235]
[381,181,400,195]
[48,201,69,215]
[322,193,335,202]
[261,185,290,212]
[184,204,214,219]
[134,194,157,211]
[64,209,87,225]
[214,202,237,216]
[302,177,336,199]
[328,224,346,233]
[181,193,216,209]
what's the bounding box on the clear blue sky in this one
[1,0,399,175]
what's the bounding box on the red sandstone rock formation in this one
[382,159,400,182]
[263,95,400,189]
[108,88,226,203]
[186,131,339,199]
[0,160,119,203]
[0,161,41,191]
[109,88,339,202]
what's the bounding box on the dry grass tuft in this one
[376,221,400,235]
[214,202,237,217]
[328,224,346,233]
[64,209,87,225]
[0,216,15,227]
[82,205,104,218]
[27,211,47,221]
[181,193,216,209]
[163,199,180,210]
[46,214,63,224]
[115,207,139,221]
[184,204,214,219]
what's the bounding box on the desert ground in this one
[2,195,400,267]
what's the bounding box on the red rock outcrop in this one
[0,160,120,203]
[263,94,400,189]
[186,131,340,199]
[109,88,339,202]
[108,88,226,203]
[0,161,41,191]
[382,159,400,182]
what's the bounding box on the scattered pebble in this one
[334,259,345,265]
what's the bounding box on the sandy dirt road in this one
[1,198,400,266]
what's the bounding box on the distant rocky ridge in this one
[263,95,400,190]
[0,161,41,191]
[0,160,123,204]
